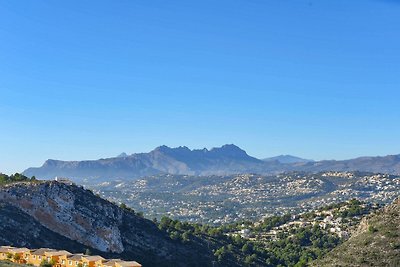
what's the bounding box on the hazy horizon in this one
[1,0,400,174]
[3,143,400,175]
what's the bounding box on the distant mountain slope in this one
[263,155,313,164]
[23,145,400,181]
[23,145,282,181]
[313,198,400,267]
[0,181,219,267]
[296,154,400,174]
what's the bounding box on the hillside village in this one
[90,171,400,225]
[0,247,141,267]
[228,199,378,243]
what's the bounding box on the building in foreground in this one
[0,246,141,267]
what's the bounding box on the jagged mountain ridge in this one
[23,145,400,181]
[23,145,280,181]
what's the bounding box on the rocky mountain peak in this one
[210,144,248,157]
[42,159,61,167]
[152,145,190,154]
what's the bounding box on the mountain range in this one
[23,144,400,182]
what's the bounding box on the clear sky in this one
[1,0,400,174]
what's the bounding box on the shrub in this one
[40,259,53,267]
[13,254,21,261]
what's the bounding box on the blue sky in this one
[1,0,400,174]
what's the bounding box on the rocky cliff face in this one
[0,181,123,252]
[0,203,89,252]
[0,181,214,267]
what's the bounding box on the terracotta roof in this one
[116,261,142,267]
[0,246,14,253]
[102,259,123,266]
[9,248,30,253]
[45,250,71,256]
[68,254,84,261]
[82,256,105,262]
[32,248,56,255]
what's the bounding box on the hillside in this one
[23,145,400,182]
[1,175,396,267]
[0,180,220,267]
[1,177,290,267]
[89,172,400,224]
[297,154,400,175]
[313,198,400,267]
[0,203,89,253]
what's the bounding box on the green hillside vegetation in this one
[111,198,377,266]
[156,215,341,266]
[0,260,31,267]
[313,199,400,267]
[154,204,365,266]
[0,173,36,184]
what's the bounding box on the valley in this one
[1,171,400,266]
[88,171,400,225]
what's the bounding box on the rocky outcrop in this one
[0,181,123,253]
[0,203,88,252]
[0,181,215,267]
